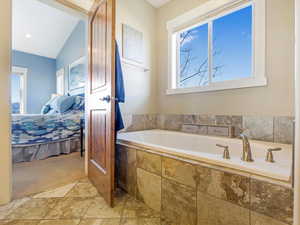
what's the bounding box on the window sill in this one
[166,77,267,95]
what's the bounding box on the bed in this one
[12,95,84,163]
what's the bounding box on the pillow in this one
[40,96,59,114]
[54,95,76,113]
[41,105,51,114]
[72,96,85,111]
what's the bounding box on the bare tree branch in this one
[180,31,192,46]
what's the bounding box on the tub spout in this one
[239,134,254,162]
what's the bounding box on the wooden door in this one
[87,0,116,207]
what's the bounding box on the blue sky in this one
[180,5,252,87]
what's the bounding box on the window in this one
[212,5,252,82]
[11,67,27,114]
[56,68,65,95]
[167,0,266,94]
[179,23,209,88]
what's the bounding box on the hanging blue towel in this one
[115,42,125,131]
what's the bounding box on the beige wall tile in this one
[164,115,184,131]
[156,114,165,129]
[195,115,216,125]
[250,178,293,224]
[181,124,199,134]
[197,192,250,225]
[137,151,161,175]
[122,196,160,218]
[243,116,274,142]
[183,115,197,124]
[274,116,294,144]
[215,115,233,125]
[136,169,161,212]
[126,115,146,132]
[207,126,229,137]
[198,125,208,135]
[181,124,208,135]
[197,166,250,209]
[162,157,198,188]
[116,145,137,197]
[144,114,158,130]
[215,115,243,137]
[161,178,197,225]
[251,211,290,225]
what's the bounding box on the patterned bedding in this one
[12,95,85,146]
[12,112,84,145]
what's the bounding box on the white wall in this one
[116,0,158,115]
[156,0,295,116]
[0,0,12,205]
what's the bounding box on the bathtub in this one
[117,129,293,182]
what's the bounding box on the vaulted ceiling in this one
[13,0,80,59]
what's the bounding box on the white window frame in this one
[11,66,27,114]
[166,0,266,95]
[56,68,65,95]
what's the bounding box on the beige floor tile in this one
[38,219,80,225]
[83,197,124,219]
[0,220,40,225]
[6,199,58,220]
[66,183,99,198]
[79,219,121,225]
[120,218,161,225]
[77,178,90,183]
[122,197,160,219]
[3,178,161,225]
[0,198,31,220]
[44,198,93,219]
[33,183,77,198]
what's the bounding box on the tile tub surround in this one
[121,114,294,144]
[116,144,294,225]
[118,130,292,182]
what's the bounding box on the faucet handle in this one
[216,144,230,159]
[239,128,248,134]
[265,147,282,163]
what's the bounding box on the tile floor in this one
[0,178,161,225]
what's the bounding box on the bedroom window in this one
[56,68,65,95]
[11,67,27,114]
[167,0,266,94]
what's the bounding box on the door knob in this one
[100,95,111,103]
[99,95,118,103]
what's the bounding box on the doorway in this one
[11,0,88,199]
